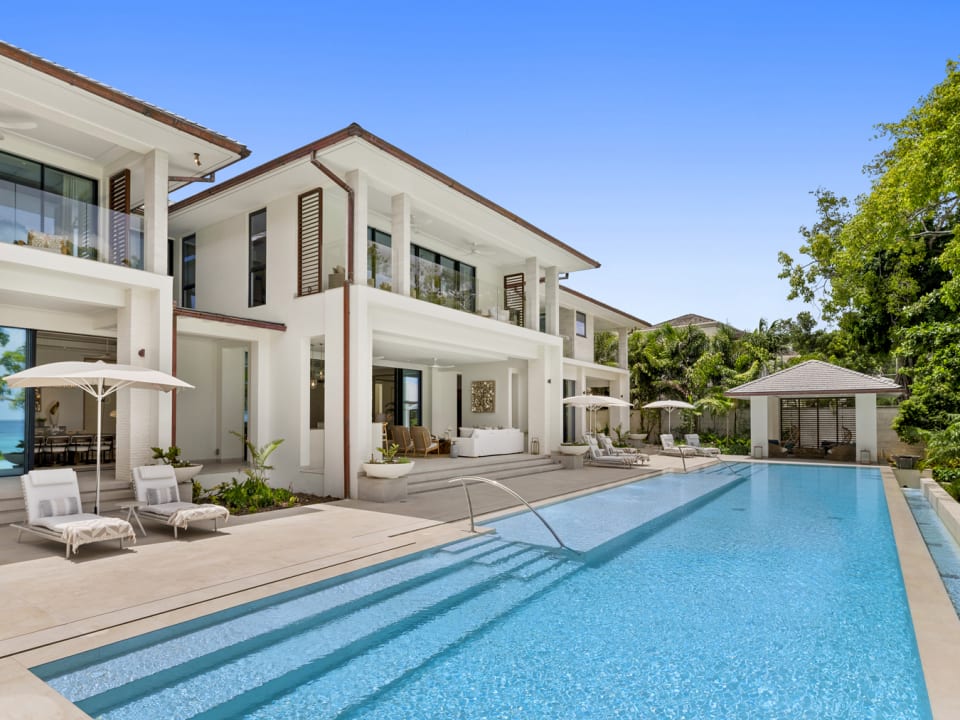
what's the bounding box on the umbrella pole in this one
[95,378,103,514]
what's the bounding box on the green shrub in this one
[202,435,293,514]
[699,432,751,455]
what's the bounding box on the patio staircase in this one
[40,534,583,719]
[405,453,562,495]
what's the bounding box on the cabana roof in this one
[725,360,901,397]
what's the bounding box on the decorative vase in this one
[559,445,590,456]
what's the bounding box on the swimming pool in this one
[34,463,932,719]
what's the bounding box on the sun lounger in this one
[585,437,646,467]
[597,433,649,464]
[12,469,136,558]
[659,434,697,457]
[132,465,229,538]
[684,434,721,457]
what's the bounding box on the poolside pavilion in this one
[725,359,902,463]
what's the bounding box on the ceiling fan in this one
[459,239,496,256]
[423,357,456,369]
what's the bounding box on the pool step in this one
[48,537,579,719]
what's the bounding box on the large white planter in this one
[173,464,203,484]
[559,445,590,456]
[362,461,414,479]
[359,462,414,502]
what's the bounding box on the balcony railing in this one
[0,181,144,268]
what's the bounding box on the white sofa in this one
[455,427,524,457]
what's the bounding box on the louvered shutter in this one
[503,272,525,327]
[109,170,130,265]
[298,188,323,296]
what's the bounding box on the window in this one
[249,209,267,307]
[0,150,97,253]
[575,311,587,337]
[410,244,475,312]
[181,235,196,309]
[367,227,392,290]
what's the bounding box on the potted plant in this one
[359,443,413,503]
[362,442,415,478]
[151,445,203,484]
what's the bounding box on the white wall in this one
[176,336,220,461]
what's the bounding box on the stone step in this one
[409,458,563,494]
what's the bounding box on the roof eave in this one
[170,124,600,268]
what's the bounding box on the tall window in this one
[249,209,267,307]
[181,235,196,309]
[410,244,475,311]
[367,227,392,290]
[575,311,587,337]
[0,150,97,254]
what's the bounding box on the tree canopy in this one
[778,59,960,439]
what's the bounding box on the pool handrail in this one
[448,475,573,552]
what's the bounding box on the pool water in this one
[34,463,932,719]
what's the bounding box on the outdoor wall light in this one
[193,152,202,167]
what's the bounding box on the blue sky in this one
[5,1,960,331]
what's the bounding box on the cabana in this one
[725,360,901,463]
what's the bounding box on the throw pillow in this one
[146,485,179,505]
[37,496,80,517]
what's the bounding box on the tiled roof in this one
[0,41,249,156]
[725,360,902,397]
[655,313,717,327]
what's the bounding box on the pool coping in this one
[882,465,960,720]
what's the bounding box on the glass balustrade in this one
[0,180,145,268]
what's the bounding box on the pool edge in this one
[883,466,960,720]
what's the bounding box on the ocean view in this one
[0,419,24,470]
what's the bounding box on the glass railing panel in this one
[0,180,145,268]
[408,254,523,325]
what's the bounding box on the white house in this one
[167,124,653,498]
[0,43,645,500]
[0,41,248,482]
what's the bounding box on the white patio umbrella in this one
[3,361,193,513]
[642,399,696,434]
[563,394,633,433]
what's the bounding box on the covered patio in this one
[725,360,902,463]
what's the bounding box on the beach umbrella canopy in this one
[563,395,633,432]
[4,361,193,512]
[642,399,696,433]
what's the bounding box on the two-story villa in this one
[0,43,644,500]
[0,42,248,481]
[168,124,643,497]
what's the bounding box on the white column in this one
[347,292,373,498]
[346,169,368,286]
[115,288,160,481]
[855,394,877,463]
[143,150,169,276]
[524,257,539,331]
[544,265,559,335]
[391,193,411,296]
[749,397,768,457]
[618,329,629,369]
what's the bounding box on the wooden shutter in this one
[108,170,130,265]
[503,272,525,327]
[298,188,323,296]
